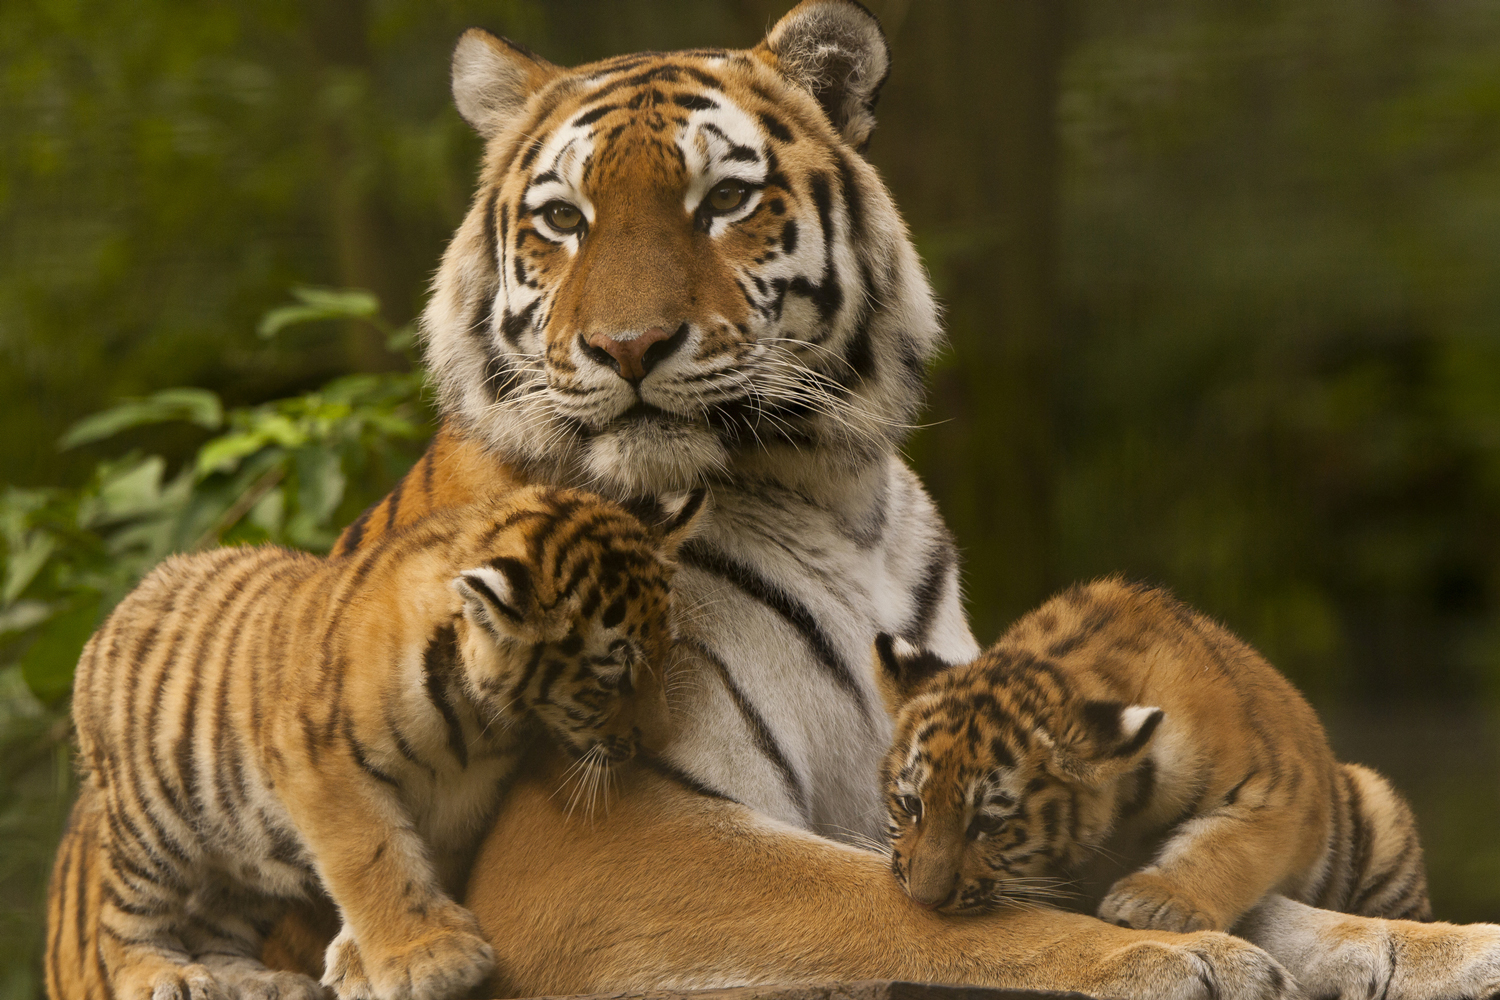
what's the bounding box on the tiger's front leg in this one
[1100,789,1309,932]
[275,753,494,1000]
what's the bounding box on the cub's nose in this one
[581,324,685,382]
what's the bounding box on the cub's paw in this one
[1240,896,1500,1000]
[118,962,232,1000]
[321,927,373,1000]
[321,905,495,1000]
[1100,870,1220,933]
[197,957,326,1000]
[1092,931,1298,1000]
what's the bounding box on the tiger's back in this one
[878,578,1431,930]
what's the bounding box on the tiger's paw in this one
[1239,895,1500,1000]
[1099,870,1221,933]
[321,905,495,1000]
[117,961,232,1000]
[197,957,326,1000]
[1090,931,1299,1000]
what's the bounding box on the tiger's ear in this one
[452,557,534,638]
[756,0,890,151]
[656,488,709,558]
[1044,701,1164,787]
[451,28,563,139]
[872,633,956,718]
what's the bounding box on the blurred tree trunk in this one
[308,0,406,373]
[874,0,1069,642]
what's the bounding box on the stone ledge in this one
[508,980,1098,1000]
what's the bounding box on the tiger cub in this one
[874,577,1431,932]
[70,485,702,1000]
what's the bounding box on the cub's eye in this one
[543,201,584,232]
[895,795,923,821]
[967,814,1004,839]
[705,180,748,214]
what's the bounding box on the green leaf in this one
[196,432,271,476]
[258,287,380,338]
[20,596,100,704]
[3,533,56,606]
[295,445,346,527]
[59,388,222,449]
[0,601,54,639]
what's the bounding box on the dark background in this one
[4,0,1500,995]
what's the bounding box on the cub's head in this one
[426,0,940,496]
[452,486,705,764]
[874,635,1164,912]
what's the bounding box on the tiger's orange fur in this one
[876,579,1431,930]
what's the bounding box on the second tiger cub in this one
[71,485,701,1000]
[875,578,1430,932]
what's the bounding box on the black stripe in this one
[638,753,738,803]
[422,624,468,769]
[900,539,954,645]
[383,471,407,533]
[680,541,870,713]
[336,500,378,557]
[507,643,548,705]
[688,639,809,821]
[759,111,793,143]
[343,719,400,788]
[787,173,843,324]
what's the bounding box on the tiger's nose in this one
[581,324,685,382]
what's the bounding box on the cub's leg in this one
[276,755,493,1000]
[1239,895,1500,1000]
[462,754,1297,1000]
[1099,778,1306,932]
[92,790,228,1000]
[178,879,323,1000]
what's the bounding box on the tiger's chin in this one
[582,414,729,495]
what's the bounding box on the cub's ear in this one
[451,28,563,139]
[656,488,710,557]
[452,557,534,638]
[1045,700,1164,787]
[872,633,956,718]
[755,0,890,150]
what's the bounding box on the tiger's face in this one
[426,1,940,496]
[452,488,704,764]
[877,643,1164,913]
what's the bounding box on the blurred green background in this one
[4,0,1500,995]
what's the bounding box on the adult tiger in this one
[47,3,1500,999]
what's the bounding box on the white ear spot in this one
[1121,705,1164,742]
[888,635,922,660]
[451,566,522,637]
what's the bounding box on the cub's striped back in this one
[58,485,700,1000]
[877,579,1431,930]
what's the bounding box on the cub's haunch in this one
[71,485,701,1000]
[876,577,1431,932]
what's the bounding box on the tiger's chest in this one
[658,458,977,842]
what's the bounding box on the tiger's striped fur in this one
[50,3,1500,999]
[876,578,1432,930]
[62,485,699,1000]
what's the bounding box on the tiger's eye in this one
[896,795,923,820]
[544,202,584,232]
[706,180,748,213]
[967,813,1004,839]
